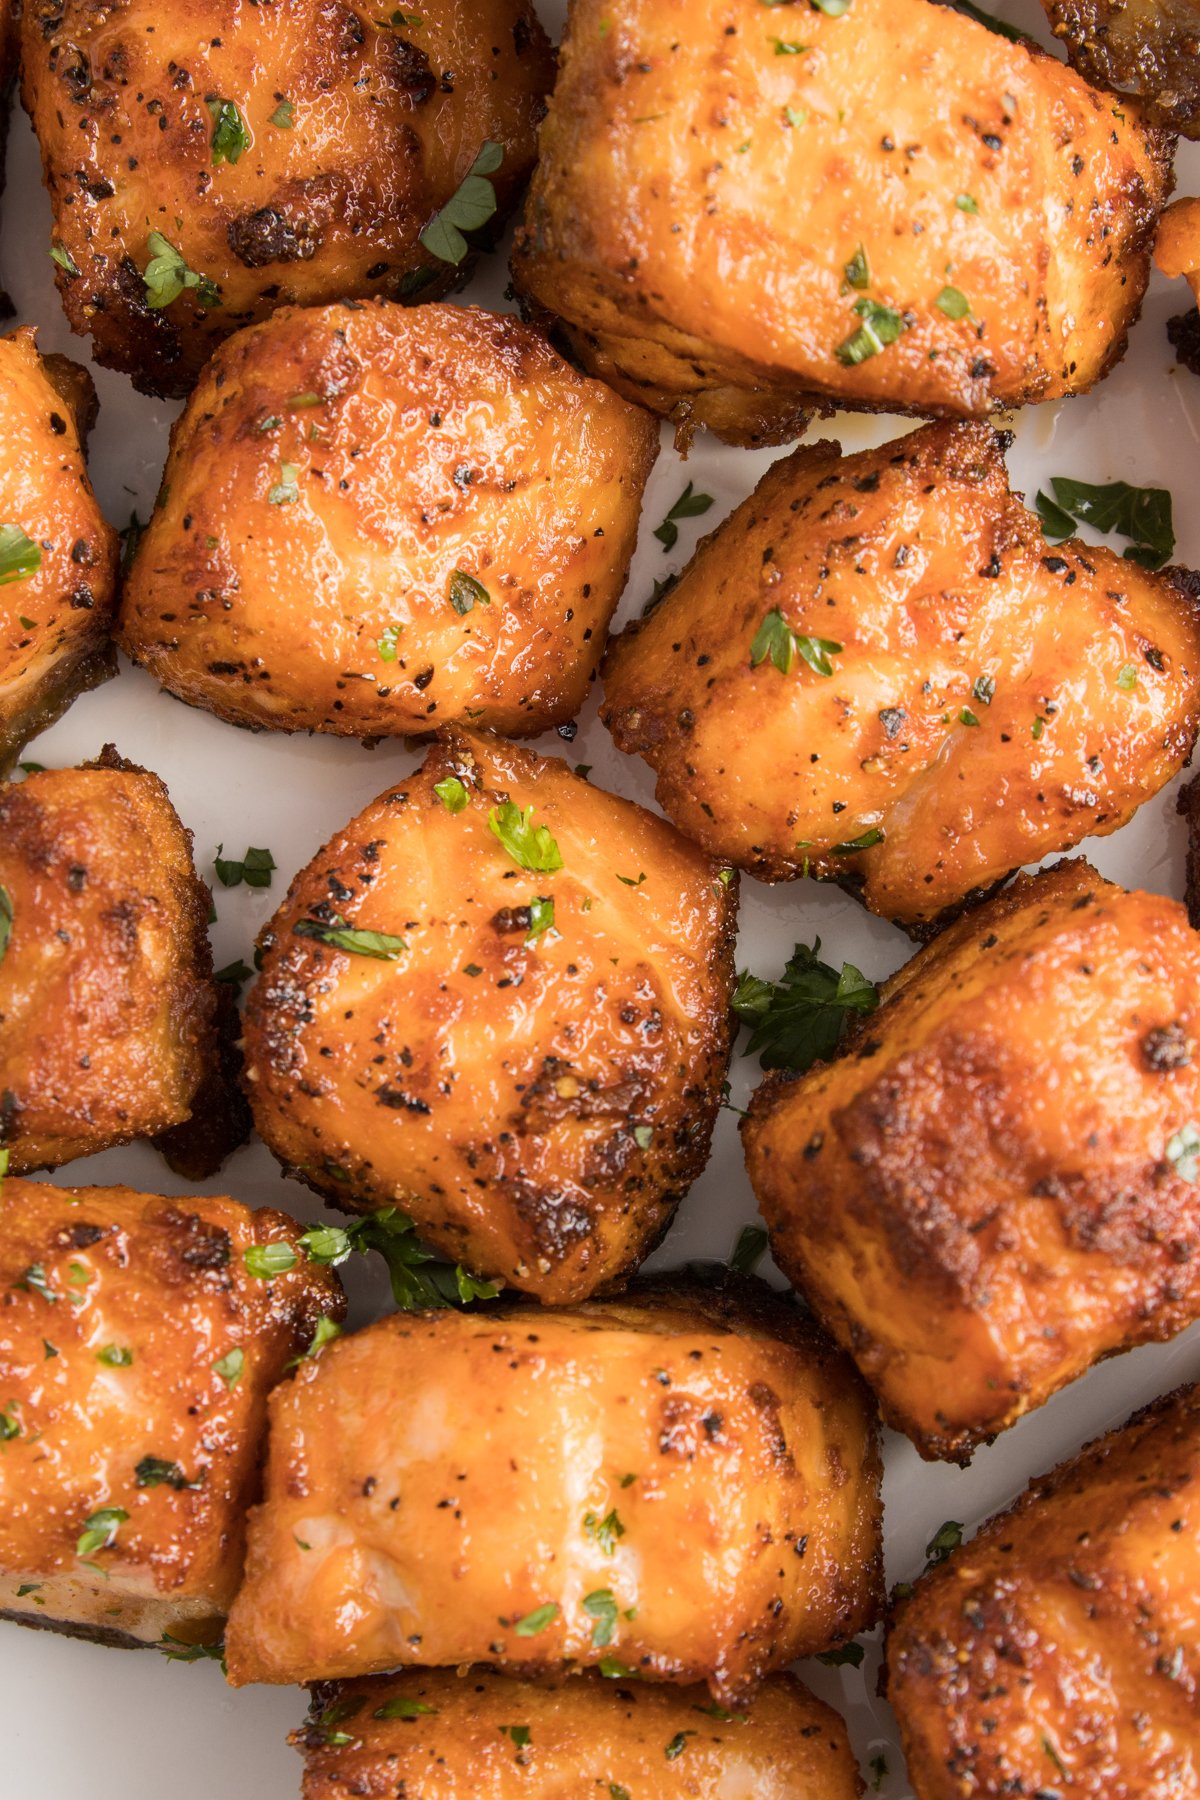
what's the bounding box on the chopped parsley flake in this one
[420,141,504,265]
[749,609,842,676]
[143,232,221,310]
[488,801,563,873]
[835,297,906,365]
[293,915,407,958]
[653,481,714,551]
[207,99,250,165]
[0,524,42,586]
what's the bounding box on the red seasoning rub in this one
[242,730,738,1303]
[0,328,117,773]
[20,0,553,395]
[887,1381,1200,1797]
[512,0,1172,445]
[602,422,1200,932]
[0,1177,343,1649]
[744,860,1200,1462]
[119,301,659,739]
[292,1668,864,1800]
[225,1278,883,1695]
[0,752,246,1176]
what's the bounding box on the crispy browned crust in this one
[1046,0,1200,136]
[0,1176,344,1641]
[118,299,659,738]
[601,420,1200,929]
[20,0,554,396]
[885,1379,1200,1797]
[743,858,1200,1462]
[153,977,252,1179]
[292,1669,865,1799]
[0,1609,150,1651]
[224,1281,882,1693]
[0,329,119,773]
[513,0,1174,442]
[242,729,738,1303]
[0,749,235,1171]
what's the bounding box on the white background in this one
[3,0,1200,1790]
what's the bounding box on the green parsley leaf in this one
[488,800,563,873]
[1042,1736,1069,1780]
[76,1506,129,1558]
[617,871,646,888]
[16,1582,41,1596]
[749,609,842,676]
[213,1347,244,1389]
[1117,664,1138,691]
[870,1752,889,1788]
[0,1405,20,1441]
[1035,489,1076,542]
[0,883,12,965]
[972,674,996,705]
[665,1730,697,1760]
[455,1266,500,1303]
[214,844,276,890]
[832,827,884,853]
[525,895,555,945]
[160,1633,226,1664]
[270,98,295,128]
[1037,476,1174,570]
[843,243,870,289]
[583,1508,625,1555]
[0,524,41,586]
[816,1640,865,1666]
[244,1242,299,1279]
[653,480,714,551]
[49,242,79,275]
[949,0,1027,38]
[119,510,144,575]
[1167,1124,1200,1182]
[16,1263,56,1304]
[96,1344,133,1367]
[955,193,979,213]
[135,1455,199,1490]
[513,1602,559,1637]
[318,1698,364,1747]
[935,285,970,320]
[207,98,250,165]
[770,34,808,51]
[214,958,253,994]
[434,775,469,812]
[267,462,300,505]
[143,231,221,310]
[373,1696,439,1719]
[449,568,490,614]
[598,1655,639,1678]
[730,1223,769,1274]
[609,1787,632,1800]
[733,937,878,1072]
[291,1315,342,1366]
[959,707,980,727]
[633,1124,654,1150]
[501,1725,532,1749]
[835,297,907,365]
[293,915,407,959]
[420,140,504,265]
[785,104,807,126]
[924,1518,964,1567]
[378,623,403,661]
[1032,716,1045,739]
[583,1587,619,1647]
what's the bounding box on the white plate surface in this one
[3,1,1200,1791]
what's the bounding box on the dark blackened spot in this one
[879,707,906,738]
[228,207,322,268]
[1143,1023,1191,1071]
